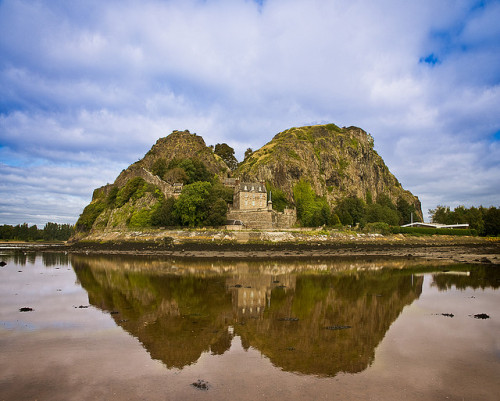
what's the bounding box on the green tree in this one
[151,158,168,178]
[214,143,238,171]
[266,182,290,212]
[293,180,332,227]
[151,197,178,227]
[484,207,500,236]
[174,182,212,227]
[244,148,253,160]
[335,197,366,226]
[365,203,400,225]
[397,198,416,225]
[429,205,452,224]
[168,158,212,183]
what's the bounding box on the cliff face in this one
[236,124,422,219]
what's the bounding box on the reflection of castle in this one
[225,179,296,229]
[227,274,296,319]
[73,255,427,377]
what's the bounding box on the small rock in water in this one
[473,313,490,319]
[278,317,299,322]
[440,313,454,318]
[0,261,7,267]
[75,305,89,309]
[191,379,210,391]
[19,307,33,312]
[325,325,351,330]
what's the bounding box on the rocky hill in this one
[74,124,422,234]
[236,124,422,219]
[74,130,231,234]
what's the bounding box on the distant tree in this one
[397,198,416,225]
[293,180,332,227]
[214,143,238,171]
[151,197,178,227]
[168,158,212,183]
[365,191,373,205]
[244,148,253,160]
[428,204,498,236]
[335,197,366,226]
[376,194,396,210]
[429,205,452,224]
[163,167,188,184]
[266,182,290,212]
[174,182,212,227]
[365,203,400,226]
[484,207,500,236]
[151,158,168,178]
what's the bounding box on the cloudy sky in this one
[1,0,499,225]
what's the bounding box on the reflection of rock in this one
[72,255,426,376]
[72,257,233,368]
[234,273,423,376]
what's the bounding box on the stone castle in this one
[224,179,296,229]
[96,168,296,230]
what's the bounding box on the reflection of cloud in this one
[1,0,499,224]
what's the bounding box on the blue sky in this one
[1,0,499,225]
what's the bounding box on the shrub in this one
[364,222,391,235]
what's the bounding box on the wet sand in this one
[2,236,500,265]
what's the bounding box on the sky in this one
[1,0,499,225]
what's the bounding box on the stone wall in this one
[112,166,182,199]
[227,207,296,229]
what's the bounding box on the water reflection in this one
[431,267,500,291]
[0,250,69,267]
[71,256,436,376]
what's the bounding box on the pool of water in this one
[0,252,499,400]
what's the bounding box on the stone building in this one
[233,181,267,210]
[226,179,296,229]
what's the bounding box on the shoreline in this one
[2,234,499,265]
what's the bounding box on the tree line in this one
[429,205,500,236]
[288,180,417,228]
[0,222,74,241]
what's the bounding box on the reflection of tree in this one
[72,255,425,376]
[73,257,233,368]
[42,252,69,267]
[235,272,423,376]
[431,265,500,291]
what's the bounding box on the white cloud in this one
[1,0,499,225]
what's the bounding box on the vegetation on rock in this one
[75,125,427,234]
[235,124,422,221]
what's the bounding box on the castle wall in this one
[227,207,296,229]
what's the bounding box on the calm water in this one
[0,251,499,400]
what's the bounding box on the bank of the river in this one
[3,229,498,265]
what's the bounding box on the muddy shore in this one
[3,234,498,265]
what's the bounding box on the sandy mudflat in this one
[63,236,500,265]
[3,234,499,265]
